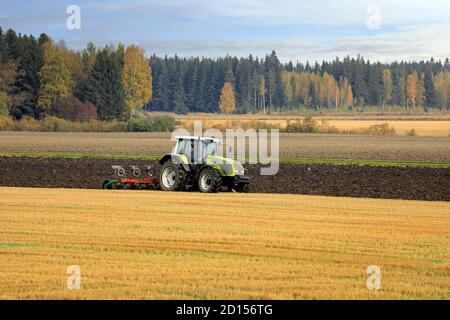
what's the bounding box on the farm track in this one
[1,157,449,201]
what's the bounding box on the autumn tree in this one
[406,72,418,108]
[415,74,425,107]
[37,40,73,113]
[59,41,83,99]
[381,68,392,108]
[339,77,353,107]
[434,71,450,109]
[345,80,353,107]
[281,71,293,108]
[54,96,97,121]
[219,82,236,114]
[294,72,311,107]
[0,91,7,115]
[122,45,152,116]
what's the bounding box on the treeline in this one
[0,27,151,121]
[149,53,450,113]
[1,26,450,121]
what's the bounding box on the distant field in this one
[144,111,450,136]
[153,111,450,121]
[177,118,450,136]
[1,132,450,163]
[0,187,448,299]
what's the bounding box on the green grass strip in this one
[1,151,449,168]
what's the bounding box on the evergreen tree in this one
[84,48,125,120]
[424,69,436,108]
[0,27,8,63]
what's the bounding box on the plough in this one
[102,165,159,190]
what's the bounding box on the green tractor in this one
[158,136,251,193]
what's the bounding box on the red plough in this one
[103,165,159,190]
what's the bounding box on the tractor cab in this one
[173,136,220,163]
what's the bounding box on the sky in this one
[1,0,449,63]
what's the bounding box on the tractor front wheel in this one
[233,184,250,193]
[198,167,222,193]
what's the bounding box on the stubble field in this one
[1,131,450,162]
[0,187,449,300]
[171,113,450,136]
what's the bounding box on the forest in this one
[1,26,450,122]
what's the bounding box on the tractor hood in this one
[207,155,246,176]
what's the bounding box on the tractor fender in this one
[197,164,228,178]
[159,154,191,172]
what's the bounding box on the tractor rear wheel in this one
[159,161,185,191]
[198,167,222,193]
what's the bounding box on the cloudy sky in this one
[1,0,449,63]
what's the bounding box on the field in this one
[1,157,449,201]
[1,121,449,300]
[170,113,450,136]
[1,131,450,163]
[0,187,449,300]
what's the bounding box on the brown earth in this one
[1,157,449,201]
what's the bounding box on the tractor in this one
[159,136,250,193]
[103,136,251,193]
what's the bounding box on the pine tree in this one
[258,75,266,113]
[0,27,8,63]
[84,48,125,120]
[424,69,436,108]
[281,71,293,108]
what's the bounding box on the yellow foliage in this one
[122,45,153,116]
[38,40,73,112]
[219,82,236,114]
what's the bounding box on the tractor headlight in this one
[234,162,245,175]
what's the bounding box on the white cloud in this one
[124,0,450,27]
[142,23,450,63]
[1,0,449,62]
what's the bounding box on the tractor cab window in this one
[177,139,192,158]
[202,140,217,159]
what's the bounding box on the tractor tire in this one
[198,167,223,193]
[159,161,186,192]
[234,184,250,193]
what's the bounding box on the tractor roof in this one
[174,136,221,143]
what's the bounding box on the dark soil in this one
[0,157,449,201]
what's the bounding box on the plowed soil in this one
[0,157,449,201]
[0,157,450,201]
